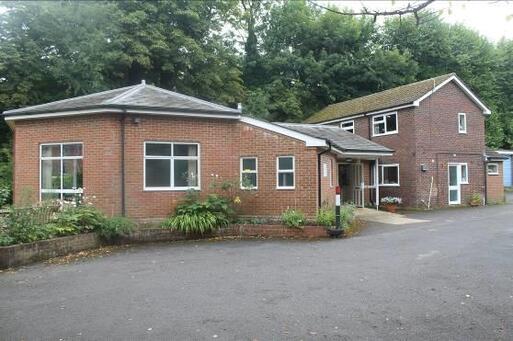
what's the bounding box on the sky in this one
[325,1,513,42]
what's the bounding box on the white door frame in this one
[448,163,461,205]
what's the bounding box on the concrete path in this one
[1,203,513,340]
[356,207,428,225]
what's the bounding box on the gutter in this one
[317,141,332,208]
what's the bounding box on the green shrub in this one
[162,193,231,234]
[96,216,134,240]
[0,185,11,208]
[2,206,54,244]
[340,204,356,228]
[316,207,335,227]
[281,208,305,228]
[54,205,106,232]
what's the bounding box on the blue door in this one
[504,156,512,187]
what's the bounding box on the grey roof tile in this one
[3,83,240,116]
[275,122,393,154]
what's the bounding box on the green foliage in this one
[0,185,11,208]
[339,204,356,228]
[162,193,231,234]
[1,206,58,244]
[281,208,305,228]
[469,192,482,205]
[54,205,106,232]
[96,216,134,240]
[316,207,335,227]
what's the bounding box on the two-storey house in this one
[305,73,504,208]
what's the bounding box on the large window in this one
[277,156,295,189]
[240,157,258,189]
[379,164,400,186]
[40,143,83,201]
[458,113,467,134]
[144,142,200,190]
[340,120,354,133]
[372,112,398,136]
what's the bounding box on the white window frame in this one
[329,159,334,188]
[458,113,467,134]
[143,141,201,191]
[379,163,400,187]
[460,163,469,184]
[487,163,499,175]
[240,157,258,190]
[372,112,398,137]
[276,156,295,189]
[40,142,84,201]
[340,120,354,134]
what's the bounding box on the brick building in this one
[3,73,504,219]
[305,73,505,208]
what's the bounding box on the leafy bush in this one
[340,204,356,228]
[380,196,402,205]
[281,208,305,228]
[162,193,231,234]
[316,207,335,227]
[54,205,106,232]
[2,206,54,244]
[469,192,482,205]
[96,216,134,240]
[0,185,11,208]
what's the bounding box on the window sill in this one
[372,131,398,137]
[143,187,201,192]
[379,184,400,187]
[276,187,295,190]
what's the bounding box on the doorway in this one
[339,163,364,207]
[448,164,461,205]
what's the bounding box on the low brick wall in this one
[0,233,101,269]
[0,225,329,269]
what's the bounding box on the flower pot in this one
[326,228,344,238]
[383,203,398,213]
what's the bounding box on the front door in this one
[448,164,461,205]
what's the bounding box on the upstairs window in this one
[372,112,398,136]
[240,157,258,189]
[40,143,83,201]
[379,164,400,186]
[458,113,467,133]
[277,156,295,189]
[340,120,354,133]
[144,142,200,190]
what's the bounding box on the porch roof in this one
[274,123,393,156]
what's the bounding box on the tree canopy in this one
[0,0,512,192]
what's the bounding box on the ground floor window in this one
[40,143,83,201]
[277,156,295,189]
[240,157,258,189]
[379,164,400,186]
[487,163,499,175]
[144,142,200,190]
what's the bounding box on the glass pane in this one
[63,144,82,157]
[383,166,398,184]
[242,173,257,188]
[278,172,294,187]
[145,159,171,187]
[146,143,171,156]
[278,157,293,170]
[242,158,256,171]
[42,192,60,201]
[41,160,61,190]
[449,166,458,186]
[459,115,466,130]
[450,189,458,202]
[374,122,385,135]
[174,159,198,187]
[174,144,198,156]
[62,159,83,189]
[461,165,467,182]
[42,145,61,157]
[386,114,397,132]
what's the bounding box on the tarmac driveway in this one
[1,203,513,340]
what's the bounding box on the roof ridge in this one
[325,73,455,110]
[276,122,341,129]
[105,83,146,104]
[145,84,240,113]
[3,85,138,115]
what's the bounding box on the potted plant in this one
[380,196,402,213]
[469,193,482,207]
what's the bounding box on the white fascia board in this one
[414,75,491,115]
[4,108,241,122]
[317,103,417,125]
[330,146,393,158]
[496,150,513,155]
[240,116,327,147]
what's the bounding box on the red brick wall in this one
[487,162,504,203]
[13,115,122,216]
[319,153,337,207]
[12,115,323,220]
